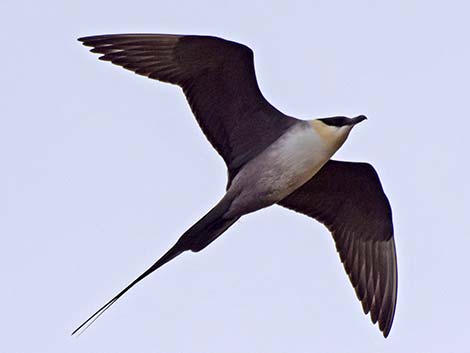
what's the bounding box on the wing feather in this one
[79,34,297,179]
[278,160,397,337]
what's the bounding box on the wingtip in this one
[382,324,392,338]
[77,35,95,43]
[378,308,395,338]
[77,34,112,46]
[77,35,94,47]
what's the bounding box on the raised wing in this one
[79,34,297,178]
[278,160,397,337]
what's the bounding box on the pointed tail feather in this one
[71,245,183,336]
[72,197,238,336]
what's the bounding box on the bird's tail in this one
[182,198,240,253]
[72,197,238,336]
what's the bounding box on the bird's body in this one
[75,34,397,338]
[226,120,354,216]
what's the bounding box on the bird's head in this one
[310,115,367,149]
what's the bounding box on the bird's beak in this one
[351,115,367,125]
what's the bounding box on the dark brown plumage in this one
[278,160,397,337]
[79,34,296,184]
[76,34,397,338]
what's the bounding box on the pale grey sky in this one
[2,0,470,352]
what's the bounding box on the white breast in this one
[262,123,334,194]
[227,121,352,215]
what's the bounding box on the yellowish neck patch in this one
[309,119,352,151]
[310,120,334,142]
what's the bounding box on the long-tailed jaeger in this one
[74,34,397,337]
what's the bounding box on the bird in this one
[74,33,397,338]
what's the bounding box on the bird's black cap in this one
[319,115,367,127]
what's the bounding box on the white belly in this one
[227,122,347,214]
[256,122,334,198]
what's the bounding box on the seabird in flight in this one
[74,34,397,337]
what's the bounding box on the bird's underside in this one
[74,33,397,338]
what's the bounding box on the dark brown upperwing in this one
[79,34,297,177]
[278,160,397,337]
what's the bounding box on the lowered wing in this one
[278,160,397,337]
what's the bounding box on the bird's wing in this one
[277,160,397,337]
[79,34,297,177]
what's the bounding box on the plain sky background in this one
[2,0,470,352]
